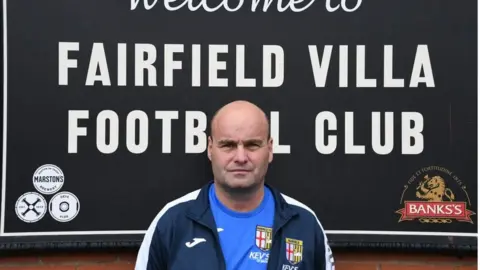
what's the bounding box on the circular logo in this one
[15,192,47,223]
[32,164,65,195]
[49,191,80,222]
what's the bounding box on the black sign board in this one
[1,0,477,252]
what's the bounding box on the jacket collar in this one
[186,180,298,232]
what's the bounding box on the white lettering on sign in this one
[68,110,424,156]
[371,112,394,155]
[185,111,207,153]
[85,43,112,86]
[408,203,463,216]
[96,110,120,154]
[130,0,363,12]
[164,44,184,87]
[315,111,336,155]
[270,111,291,154]
[58,42,79,86]
[155,111,179,154]
[315,111,424,155]
[58,42,434,90]
[67,110,285,155]
[126,110,150,154]
[58,42,284,88]
[135,43,158,86]
[308,45,435,88]
[68,110,89,153]
[401,112,424,155]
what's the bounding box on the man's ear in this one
[207,136,213,161]
[268,137,273,163]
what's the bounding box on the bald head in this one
[210,100,270,139]
[207,100,273,200]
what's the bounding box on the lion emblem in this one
[416,175,455,202]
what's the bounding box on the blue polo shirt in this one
[208,183,275,270]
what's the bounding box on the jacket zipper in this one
[213,234,227,270]
[192,219,227,270]
[267,217,292,270]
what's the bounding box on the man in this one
[135,100,335,270]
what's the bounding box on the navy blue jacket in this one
[135,182,335,270]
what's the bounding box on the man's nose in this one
[234,146,248,163]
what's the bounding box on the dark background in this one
[0,0,477,251]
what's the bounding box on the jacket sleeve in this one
[314,217,335,270]
[135,208,170,270]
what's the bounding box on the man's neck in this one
[214,182,264,213]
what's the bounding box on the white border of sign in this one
[0,0,478,239]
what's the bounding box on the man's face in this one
[208,110,273,193]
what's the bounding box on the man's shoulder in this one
[150,188,201,227]
[280,193,326,230]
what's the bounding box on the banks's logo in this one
[255,225,273,251]
[285,238,303,265]
[396,166,475,224]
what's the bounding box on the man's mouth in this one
[228,169,251,173]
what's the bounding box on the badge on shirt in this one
[255,225,273,251]
[285,238,303,265]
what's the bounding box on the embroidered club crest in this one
[255,225,273,251]
[285,238,303,265]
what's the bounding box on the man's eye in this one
[246,144,260,149]
[221,144,235,148]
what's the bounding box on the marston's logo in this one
[396,166,475,224]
